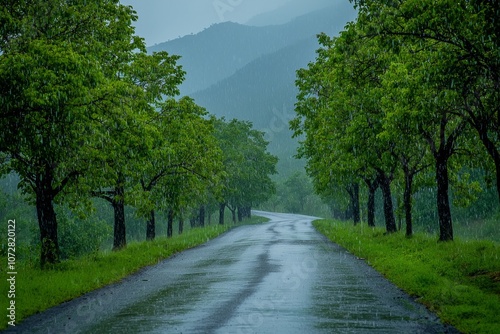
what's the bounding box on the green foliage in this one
[354,0,500,198]
[24,211,112,262]
[57,214,111,260]
[451,171,483,208]
[0,190,38,263]
[283,172,314,213]
[293,0,500,237]
[215,118,278,213]
[0,0,237,260]
[315,219,500,333]
[261,172,331,216]
[75,49,186,215]
[0,0,153,264]
[138,97,223,217]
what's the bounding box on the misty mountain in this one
[192,38,317,128]
[147,4,356,175]
[245,0,334,26]
[191,38,319,174]
[148,3,356,96]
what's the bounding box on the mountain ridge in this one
[147,3,356,96]
[147,3,357,174]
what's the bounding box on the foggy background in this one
[121,0,335,46]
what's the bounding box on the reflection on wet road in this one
[16,212,457,333]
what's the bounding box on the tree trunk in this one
[346,183,360,225]
[364,177,379,227]
[474,121,500,205]
[404,171,414,237]
[237,207,243,222]
[146,210,156,241]
[378,173,397,233]
[397,195,403,232]
[199,206,205,227]
[112,186,126,251]
[352,183,361,225]
[219,203,225,225]
[112,201,126,250]
[178,216,184,235]
[487,145,500,205]
[230,208,236,224]
[367,188,376,228]
[36,181,59,267]
[436,155,453,241]
[167,209,174,238]
[243,206,251,219]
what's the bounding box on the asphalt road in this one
[11,212,458,333]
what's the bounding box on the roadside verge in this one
[313,219,500,334]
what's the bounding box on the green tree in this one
[292,27,399,232]
[215,119,277,224]
[0,0,143,266]
[86,103,153,250]
[291,31,362,225]
[292,9,481,240]
[380,45,469,241]
[139,97,223,239]
[77,50,184,250]
[353,0,500,204]
[282,172,314,213]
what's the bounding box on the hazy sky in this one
[120,0,291,47]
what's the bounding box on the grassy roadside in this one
[314,219,500,334]
[0,216,268,330]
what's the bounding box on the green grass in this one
[0,216,268,330]
[455,212,500,243]
[314,220,500,334]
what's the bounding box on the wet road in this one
[13,212,457,333]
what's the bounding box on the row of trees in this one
[291,0,499,241]
[0,0,277,267]
[261,171,334,217]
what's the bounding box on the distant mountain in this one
[192,38,317,128]
[148,4,356,175]
[191,38,319,174]
[246,0,334,26]
[187,5,356,174]
[148,3,356,96]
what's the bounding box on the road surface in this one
[11,212,457,333]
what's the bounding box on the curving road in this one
[12,212,458,333]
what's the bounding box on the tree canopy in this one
[215,118,278,224]
[0,0,278,266]
[292,0,499,241]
